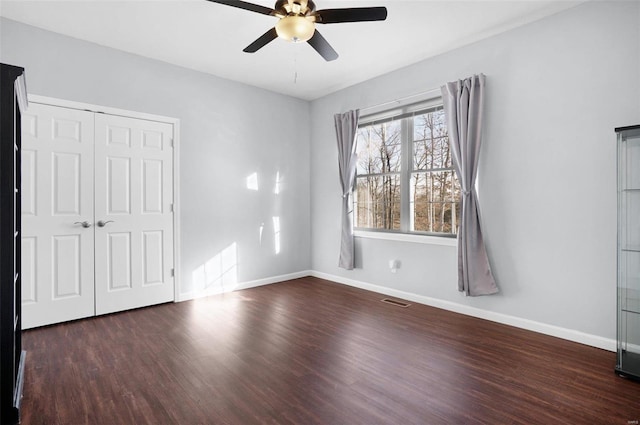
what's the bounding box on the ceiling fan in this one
[206,0,388,61]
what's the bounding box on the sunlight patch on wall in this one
[191,242,238,297]
[273,216,281,254]
[246,172,259,191]
[274,171,281,195]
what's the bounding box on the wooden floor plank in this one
[20,277,640,424]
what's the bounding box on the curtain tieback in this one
[462,190,471,196]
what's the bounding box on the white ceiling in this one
[0,0,582,100]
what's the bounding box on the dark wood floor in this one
[20,277,640,424]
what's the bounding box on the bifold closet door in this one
[93,114,174,315]
[21,102,175,329]
[20,104,96,329]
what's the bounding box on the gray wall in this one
[0,18,311,297]
[309,1,640,340]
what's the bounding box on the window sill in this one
[353,230,458,246]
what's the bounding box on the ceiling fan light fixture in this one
[275,16,315,43]
[208,0,387,61]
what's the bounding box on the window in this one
[354,98,460,237]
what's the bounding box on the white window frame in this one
[353,96,459,243]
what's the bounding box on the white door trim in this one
[27,94,182,303]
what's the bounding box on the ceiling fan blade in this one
[205,0,275,16]
[316,7,387,24]
[307,30,338,62]
[243,27,278,53]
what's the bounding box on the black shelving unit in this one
[1,63,28,424]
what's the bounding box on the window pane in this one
[411,171,460,202]
[412,202,460,234]
[356,121,402,175]
[355,175,401,230]
[410,171,460,233]
[413,109,451,170]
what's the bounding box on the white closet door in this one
[21,103,96,329]
[94,114,174,315]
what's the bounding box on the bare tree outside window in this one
[411,109,460,233]
[354,104,460,236]
[355,121,401,230]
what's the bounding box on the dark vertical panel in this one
[0,62,26,425]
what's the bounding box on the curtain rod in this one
[358,87,442,114]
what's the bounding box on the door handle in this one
[74,221,92,228]
[97,220,115,228]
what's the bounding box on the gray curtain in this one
[335,110,360,270]
[441,74,498,296]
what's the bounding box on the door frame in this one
[27,94,182,303]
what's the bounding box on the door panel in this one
[21,237,36,304]
[142,159,163,213]
[142,230,164,285]
[21,149,36,216]
[52,234,82,298]
[21,103,95,329]
[94,114,174,315]
[107,232,132,291]
[107,156,132,214]
[52,152,81,215]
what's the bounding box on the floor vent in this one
[381,298,410,308]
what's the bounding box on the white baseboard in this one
[177,270,311,302]
[309,271,617,352]
[234,271,311,291]
[178,269,616,352]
